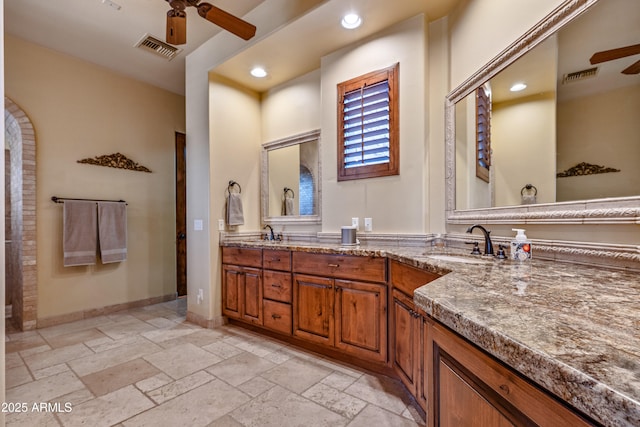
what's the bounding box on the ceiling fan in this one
[589,43,640,74]
[165,0,256,45]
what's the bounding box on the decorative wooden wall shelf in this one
[557,162,620,178]
[77,152,152,173]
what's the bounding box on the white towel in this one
[98,202,127,263]
[282,196,295,216]
[63,201,97,267]
[226,193,244,226]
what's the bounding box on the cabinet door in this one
[242,267,263,325]
[222,265,242,319]
[426,319,596,427]
[293,274,334,346]
[392,289,420,396]
[334,279,387,363]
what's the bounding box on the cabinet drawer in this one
[222,247,262,268]
[390,260,440,297]
[263,249,291,271]
[263,270,292,303]
[293,252,387,283]
[263,300,292,335]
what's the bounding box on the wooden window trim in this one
[337,63,399,181]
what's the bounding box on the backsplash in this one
[220,230,640,271]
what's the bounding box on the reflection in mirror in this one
[262,129,321,224]
[450,0,639,215]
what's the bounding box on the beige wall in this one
[5,35,185,319]
[208,74,262,319]
[493,93,556,206]
[557,84,640,201]
[321,14,428,233]
[262,69,322,142]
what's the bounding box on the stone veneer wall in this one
[5,98,37,331]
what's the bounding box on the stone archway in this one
[5,98,37,331]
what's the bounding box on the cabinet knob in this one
[499,384,510,395]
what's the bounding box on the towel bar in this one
[52,196,127,204]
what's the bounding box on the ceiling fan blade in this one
[622,59,640,75]
[196,2,256,40]
[590,44,640,64]
[166,9,187,45]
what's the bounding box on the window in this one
[476,86,491,182]
[337,63,399,181]
[299,165,314,216]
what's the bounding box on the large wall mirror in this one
[261,129,321,224]
[446,0,640,224]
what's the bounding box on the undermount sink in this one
[425,254,491,264]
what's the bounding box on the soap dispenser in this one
[510,229,532,261]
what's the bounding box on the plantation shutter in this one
[337,63,399,181]
[343,80,391,168]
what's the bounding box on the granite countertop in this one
[222,240,640,427]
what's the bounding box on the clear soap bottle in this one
[510,228,532,261]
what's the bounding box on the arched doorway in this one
[5,97,37,331]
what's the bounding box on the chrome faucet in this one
[263,225,275,241]
[466,224,494,256]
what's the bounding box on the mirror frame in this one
[261,129,322,225]
[445,0,640,225]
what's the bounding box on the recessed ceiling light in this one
[250,67,267,78]
[510,83,527,92]
[341,13,362,29]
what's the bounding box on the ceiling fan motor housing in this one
[166,9,187,45]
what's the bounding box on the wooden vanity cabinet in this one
[389,260,441,411]
[221,247,263,325]
[262,249,293,335]
[425,318,597,427]
[292,252,388,364]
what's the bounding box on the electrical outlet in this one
[218,219,225,231]
[194,219,203,231]
[351,217,359,230]
[364,217,373,232]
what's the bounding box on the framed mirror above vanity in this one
[261,129,321,224]
[446,0,640,224]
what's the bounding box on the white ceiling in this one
[4,0,461,96]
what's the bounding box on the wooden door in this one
[392,289,420,395]
[221,265,242,319]
[175,132,187,296]
[334,279,387,363]
[293,274,334,346]
[242,267,263,325]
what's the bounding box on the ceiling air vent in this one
[562,67,598,84]
[134,34,181,61]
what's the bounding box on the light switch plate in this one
[194,219,204,231]
[352,217,359,230]
[364,217,373,232]
[218,219,225,231]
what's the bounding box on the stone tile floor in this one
[5,299,424,426]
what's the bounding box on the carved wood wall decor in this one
[556,162,620,178]
[77,152,152,173]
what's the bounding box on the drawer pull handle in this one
[328,263,340,268]
[271,283,282,288]
[270,258,281,262]
[272,314,281,319]
[499,384,510,394]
